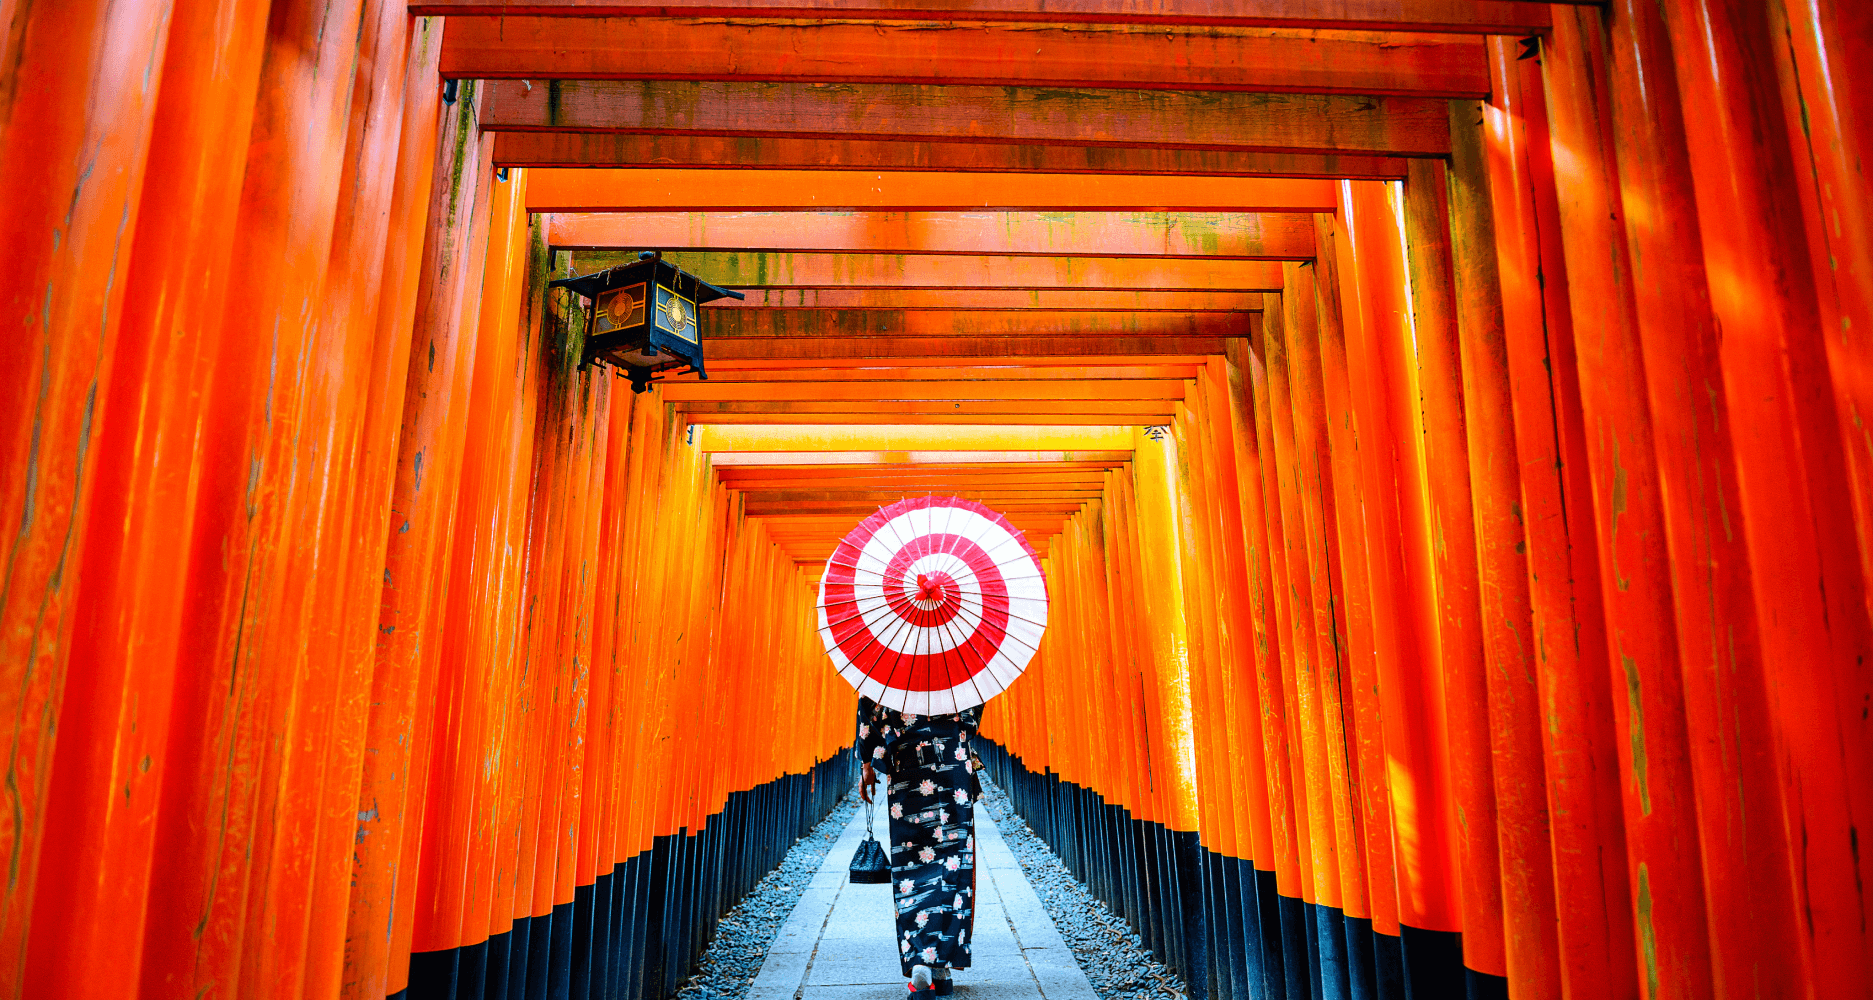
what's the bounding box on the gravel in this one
[977,774,1189,1000]
[673,796,859,1000]
[671,774,1186,1000]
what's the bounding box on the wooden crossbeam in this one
[676,399,1178,415]
[547,212,1317,258]
[680,363,1204,380]
[492,134,1411,178]
[762,511,1075,521]
[573,251,1288,290]
[701,353,1212,369]
[415,0,1555,34]
[720,470,1115,487]
[660,379,1187,401]
[729,479,1113,494]
[482,80,1450,156]
[694,424,1133,449]
[699,335,1233,360]
[708,450,1133,464]
[742,488,1104,502]
[763,519,1070,532]
[689,412,1159,424]
[444,19,1489,98]
[524,170,1339,212]
[737,501,1086,516]
[699,309,1249,340]
[754,514,1076,527]
[711,289,1265,311]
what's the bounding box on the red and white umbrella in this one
[817,496,1048,714]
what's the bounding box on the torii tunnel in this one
[1,1,1869,999]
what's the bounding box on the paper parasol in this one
[816,496,1048,714]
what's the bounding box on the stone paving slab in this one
[751,792,1100,1000]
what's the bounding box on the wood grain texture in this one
[716,288,1269,309]
[524,168,1340,212]
[417,0,1555,33]
[701,334,1231,358]
[548,210,1318,258]
[661,378,1188,400]
[576,250,1290,289]
[444,18,1489,97]
[482,78,1452,155]
[699,307,1252,338]
[494,132,1413,176]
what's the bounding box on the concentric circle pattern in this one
[817,496,1048,714]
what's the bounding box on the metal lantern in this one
[548,251,744,393]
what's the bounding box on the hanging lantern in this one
[548,250,745,393]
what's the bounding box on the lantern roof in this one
[548,252,745,305]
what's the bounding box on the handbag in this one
[849,775,891,884]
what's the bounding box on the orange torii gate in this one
[0,2,1868,1000]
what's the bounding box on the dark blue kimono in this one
[856,697,982,974]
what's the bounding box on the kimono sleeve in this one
[855,697,888,765]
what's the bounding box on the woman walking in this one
[856,695,981,995]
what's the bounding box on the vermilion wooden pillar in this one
[1196,359,1280,898]
[1259,287,1344,996]
[1598,2,1813,997]
[1310,215,1398,1000]
[1443,98,1562,1000]
[1282,261,1372,1000]
[1767,0,1873,609]
[16,0,259,995]
[472,176,546,986]
[1481,36,1636,1000]
[1339,182,1464,981]
[1248,302,1328,1000]
[1656,2,1873,994]
[0,0,173,980]
[130,0,368,993]
[408,149,522,979]
[345,73,493,999]
[1220,338,1309,998]
[1542,13,1714,999]
[1401,157,1504,997]
[335,24,445,1000]
[241,3,407,994]
[301,6,429,995]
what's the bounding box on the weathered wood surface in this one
[661,378,1188,399]
[701,308,1252,338]
[493,133,1412,177]
[582,250,1289,289]
[444,18,1489,97]
[701,354,1211,371]
[548,211,1318,258]
[481,79,1452,155]
[701,334,1232,358]
[415,0,1556,33]
[692,363,1204,380]
[716,288,1269,309]
[717,468,1120,486]
[524,168,1339,212]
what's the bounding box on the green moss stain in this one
[1637,863,1661,999]
[1610,440,1631,592]
[446,81,478,211]
[1623,654,1652,815]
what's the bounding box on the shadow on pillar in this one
[979,741,1514,1000]
[399,752,854,1000]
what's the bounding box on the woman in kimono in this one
[856,696,981,995]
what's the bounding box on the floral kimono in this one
[856,697,982,975]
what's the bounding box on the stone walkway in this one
[750,792,1099,1000]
